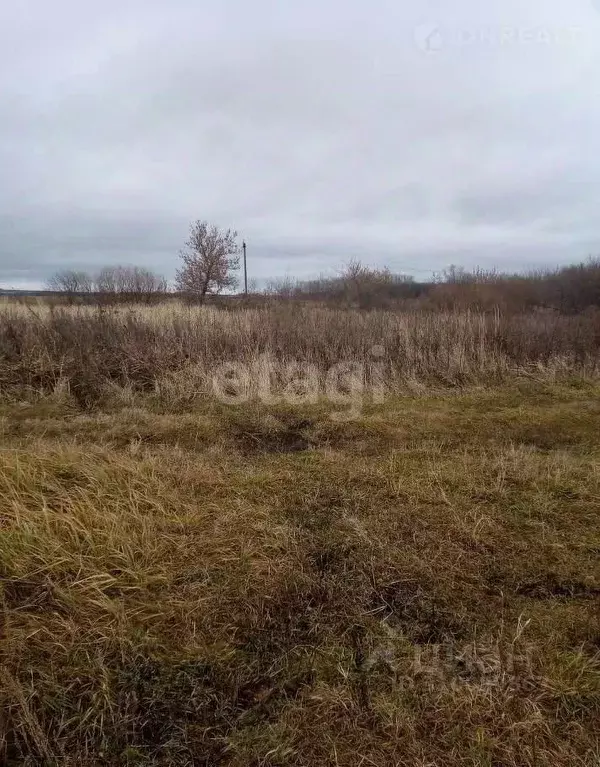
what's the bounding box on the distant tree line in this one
[43,219,600,314]
[264,258,600,314]
[425,260,600,314]
[46,266,168,305]
[264,259,422,309]
[45,220,240,306]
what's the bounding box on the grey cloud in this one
[1,0,600,288]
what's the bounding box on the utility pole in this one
[243,240,248,296]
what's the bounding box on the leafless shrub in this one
[95,265,168,304]
[263,258,600,314]
[45,270,93,304]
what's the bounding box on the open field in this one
[1,303,600,403]
[1,303,599,765]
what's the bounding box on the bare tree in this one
[127,266,168,303]
[175,221,240,304]
[339,260,399,308]
[95,266,167,304]
[264,277,297,298]
[46,270,93,303]
[341,259,370,305]
[95,266,119,296]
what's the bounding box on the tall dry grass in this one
[1,303,599,407]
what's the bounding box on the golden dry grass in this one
[1,302,599,411]
[1,378,599,765]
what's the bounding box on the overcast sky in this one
[1,0,600,288]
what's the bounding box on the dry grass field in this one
[1,302,599,765]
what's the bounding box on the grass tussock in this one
[1,379,599,765]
